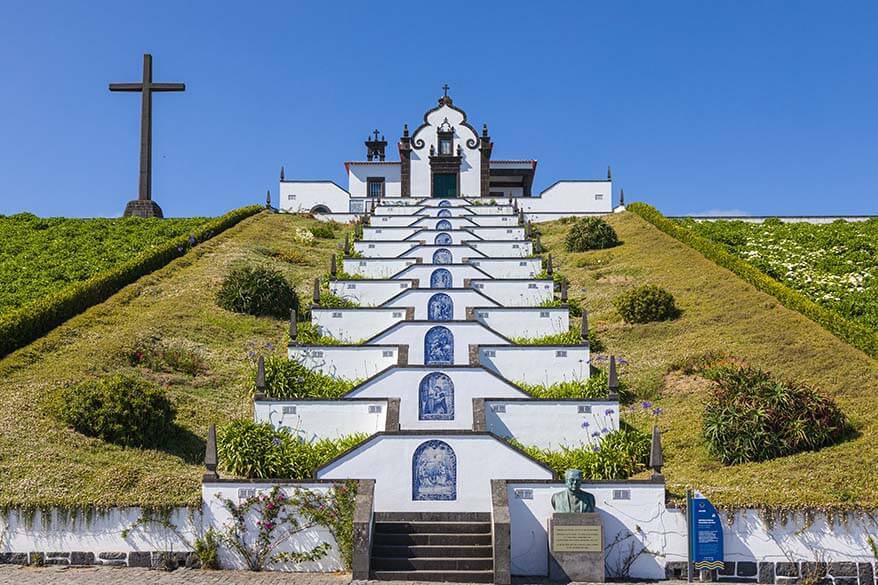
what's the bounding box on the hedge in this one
[627,202,878,359]
[0,205,263,358]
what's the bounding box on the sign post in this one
[687,490,725,580]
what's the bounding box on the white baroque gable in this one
[410,101,482,197]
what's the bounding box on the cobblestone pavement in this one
[0,567,693,585]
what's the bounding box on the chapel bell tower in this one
[365,129,387,161]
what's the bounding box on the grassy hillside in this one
[0,212,342,510]
[542,212,878,511]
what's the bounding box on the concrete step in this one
[372,532,492,546]
[372,544,493,558]
[372,570,495,583]
[375,512,491,522]
[372,556,494,571]
[374,521,491,534]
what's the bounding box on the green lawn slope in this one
[542,212,878,511]
[0,212,341,510]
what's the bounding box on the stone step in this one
[374,521,491,535]
[374,512,491,522]
[372,570,495,582]
[372,532,493,546]
[372,544,493,558]
[372,556,493,571]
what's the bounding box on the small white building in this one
[279,89,615,221]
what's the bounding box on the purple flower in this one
[652,407,664,416]
[591,431,600,438]
[272,437,282,447]
[188,235,196,246]
[601,427,610,434]
[581,421,590,429]
[604,408,615,415]
[266,342,275,350]
[177,246,184,253]
[617,357,629,365]
[592,445,601,452]
[641,401,652,409]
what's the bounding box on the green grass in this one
[0,212,345,509]
[541,211,878,511]
[0,215,213,316]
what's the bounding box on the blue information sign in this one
[688,491,724,571]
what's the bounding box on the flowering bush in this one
[217,486,331,571]
[291,227,315,245]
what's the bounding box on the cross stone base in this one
[123,199,164,218]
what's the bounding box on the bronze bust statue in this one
[551,469,596,513]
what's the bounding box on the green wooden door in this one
[433,173,458,198]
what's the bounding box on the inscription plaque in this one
[551,524,602,553]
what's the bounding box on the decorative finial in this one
[330,254,337,278]
[266,189,271,209]
[430,144,435,156]
[289,308,298,344]
[373,129,380,141]
[608,356,619,399]
[313,277,321,305]
[403,123,409,138]
[649,424,664,479]
[344,234,351,255]
[546,254,553,276]
[280,165,285,181]
[256,355,266,392]
[561,279,568,302]
[620,188,625,206]
[203,424,218,481]
[442,83,450,97]
[534,235,543,254]
[482,123,489,137]
[456,144,462,156]
[581,309,589,342]
[607,165,612,180]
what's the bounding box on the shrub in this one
[255,355,358,399]
[613,284,679,323]
[701,365,851,464]
[0,205,262,358]
[318,291,358,309]
[565,217,619,252]
[308,224,336,239]
[628,202,878,358]
[513,426,649,479]
[49,373,175,447]
[216,265,297,319]
[217,420,366,479]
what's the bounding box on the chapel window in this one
[367,177,385,198]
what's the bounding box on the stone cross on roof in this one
[442,83,450,97]
[110,54,185,218]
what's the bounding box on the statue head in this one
[564,469,583,493]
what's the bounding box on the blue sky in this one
[1,1,877,218]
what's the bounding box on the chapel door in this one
[433,173,458,198]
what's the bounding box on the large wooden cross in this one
[110,54,184,214]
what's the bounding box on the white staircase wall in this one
[254,399,388,441]
[369,322,509,366]
[485,400,619,449]
[342,258,419,278]
[362,227,421,241]
[382,289,499,320]
[469,258,542,278]
[469,279,555,306]
[288,345,400,380]
[312,308,409,342]
[473,307,568,339]
[464,240,532,257]
[393,264,492,288]
[401,245,485,263]
[354,240,423,258]
[329,280,415,306]
[317,434,552,512]
[479,346,590,384]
